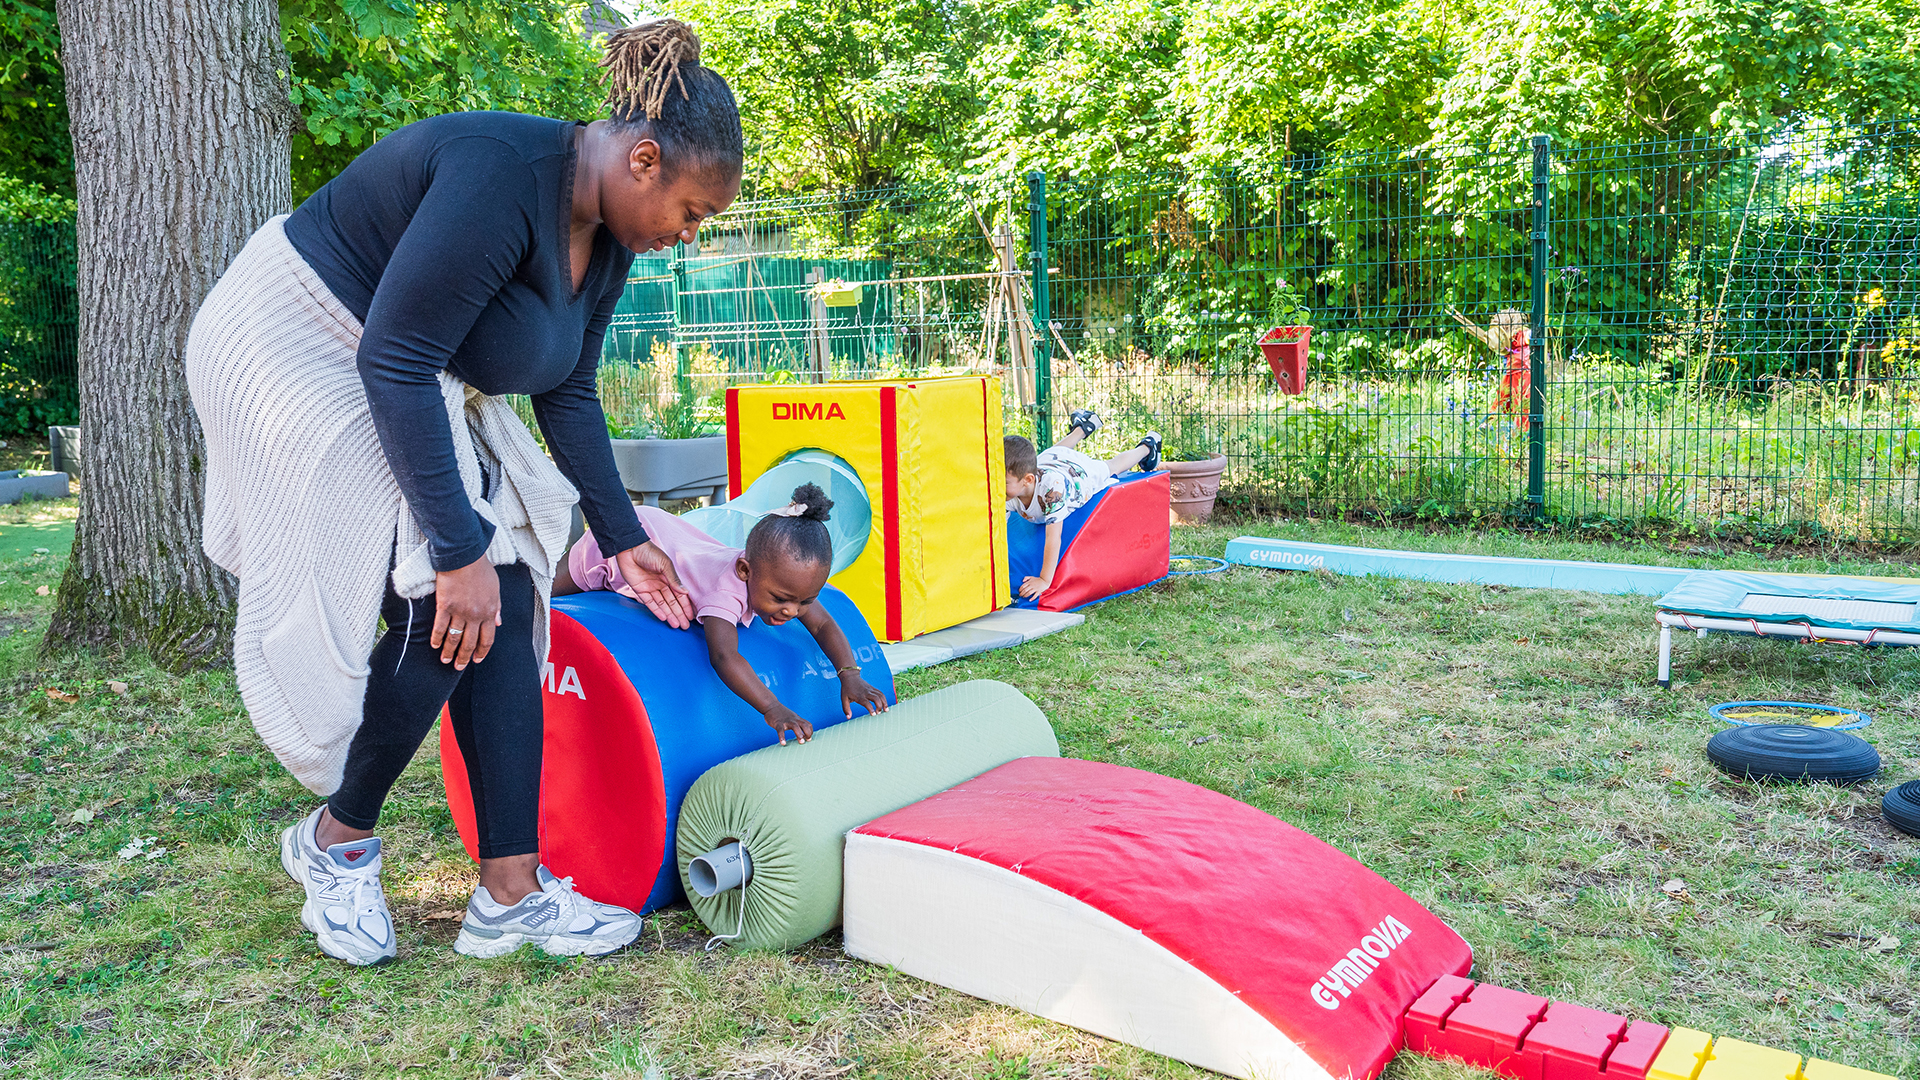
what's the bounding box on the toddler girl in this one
[556,482,888,744]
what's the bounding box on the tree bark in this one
[47,0,297,667]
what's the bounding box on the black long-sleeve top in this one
[285,111,646,571]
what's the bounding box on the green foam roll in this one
[676,679,1059,950]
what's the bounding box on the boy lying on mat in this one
[557,482,888,744]
[1005,409,1162,599]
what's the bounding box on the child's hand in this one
[1018,574,1052,599]
[840,671,889,717]
[762,703,814,746]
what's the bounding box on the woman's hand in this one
[616,542,694,629]
[434,558,501,670]
[840,672,889,718]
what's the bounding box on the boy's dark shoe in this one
[1138,432,1162,472]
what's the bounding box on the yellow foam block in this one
[1803,1059,1897,1080]
[1651,1028,1716,1080]
[1697,1038,1802,1080]
[726,376,1009,642]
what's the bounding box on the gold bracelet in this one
[835,664,861,675]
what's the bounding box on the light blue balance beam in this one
[1222,537,1694,596]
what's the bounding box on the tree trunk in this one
[47,0,296,668]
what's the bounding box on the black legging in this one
[327,562,543,859]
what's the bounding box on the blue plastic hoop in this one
[1708,700,1872,731]
[1168,555,1230,576]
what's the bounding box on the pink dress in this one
[568,505,754,627]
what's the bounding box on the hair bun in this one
[601,18,702,121]
[790,482,834,523]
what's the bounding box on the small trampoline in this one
[1656,570,1920,687]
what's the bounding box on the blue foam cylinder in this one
[441,585,895,914]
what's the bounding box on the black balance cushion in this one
[1706,724,1880,784]
[1883,780,1920,837]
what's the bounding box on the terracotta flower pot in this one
[1164,453,1228,523]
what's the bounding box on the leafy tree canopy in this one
[665,0,1007,193]
[0,1,70,199]
[0,1,609,207]
[0,0,1914,203]
[284,0,605,201]
[668,0,1920,191]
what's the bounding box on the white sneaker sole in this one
[299,896,396,966]
[453,921,641,959]
[278,823,301,884]
[453,926,531,958]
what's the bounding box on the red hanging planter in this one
[1258,326,1312,394]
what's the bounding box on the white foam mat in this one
[879,609,1086,673]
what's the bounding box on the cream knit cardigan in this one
[186,216,579,796]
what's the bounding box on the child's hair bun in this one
[746,482,835,568]
[790,482,833,523]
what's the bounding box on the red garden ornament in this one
[1258,325,1312,394]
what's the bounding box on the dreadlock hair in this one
[745,483,835,570]
[599,18,743,183]
[1004,435,1039,479]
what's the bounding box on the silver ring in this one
[447,628,464,636]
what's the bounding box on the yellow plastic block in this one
[725,376,1008,642]
[1650,1028,1716,1080]
[1697,1038,1802,1080]
[1803,1059,1898,1080]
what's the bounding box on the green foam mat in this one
[676,679,1059,950]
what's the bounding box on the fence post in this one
[670,243,688,347]
[804,267,830,382]
[1027,170,1052,447]
[1528,135,1550,519]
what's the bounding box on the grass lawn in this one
[4,505,1919,1079]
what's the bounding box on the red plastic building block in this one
[1418,980,1551,1075]
[1516,1001,1630,1080]
[1404,975,1477,1055]
[1604,1022,1672,1080]
[1401,982,1668,1080]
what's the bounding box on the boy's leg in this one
[1054,409,1102,450]
[1106,431,1163,473]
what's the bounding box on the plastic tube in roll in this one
[688,841,753,897]
[682,449,870,576]
[677,679,1059,950]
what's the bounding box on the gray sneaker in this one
[454,865,642,959]
[278,806,396,966]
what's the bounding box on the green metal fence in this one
[611,119,1920,540]
[7,128,1915,534]
[594,183,1032,438]
[0,216,78,431]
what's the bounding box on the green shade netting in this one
[676,679,1059,950]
